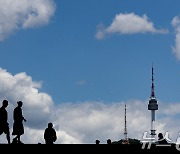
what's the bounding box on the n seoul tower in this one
[148,66,158,139]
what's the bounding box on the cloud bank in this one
[172,16,180,61]
[0,0,56,41]
[0,68,179,144]
[96,13,168,40]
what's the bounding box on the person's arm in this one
[44,129,47,140]
[53,129,57,142]
[23,116,26,122]
[20,109,26,122]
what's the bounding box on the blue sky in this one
[1,0,180,104]
[0,0,180,144]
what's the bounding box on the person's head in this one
[95,140,100,144]
[17,101,23,107]
[158,133,164,139]
[107,139,111,144]
[2,100,8,108]
[48,123,53,128]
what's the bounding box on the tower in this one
[122,104,129,144]
[124,104,128,141]
[148,66,158,139]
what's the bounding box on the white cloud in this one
[160,102,180,115]
[0,68,53,129]
[21,127,82,144]
[52,101,151,143]
[0,68,179,144]
[96,13,168,40]
[0,0,56,41]
[77,80,87,86]
[171,16,180,61]
[172,16,180,27]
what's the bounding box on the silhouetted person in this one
[158,133,168,144]
[44,123,57,144]
[0,100,10,144]
[107,139,111,144]
[12,101,26,144]
[95,139,100,144]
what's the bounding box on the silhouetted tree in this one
[113,138,141,144]
[44,123,57,144]
[12,101,26,144]
[0,100,10,144]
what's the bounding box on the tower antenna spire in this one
[151,64,155,98]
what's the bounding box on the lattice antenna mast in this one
[124,104,128,141]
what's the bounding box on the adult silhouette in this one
[12,101,26,144]
[0,100,10,144]
[158,133,168,144]
[44,123,57,144]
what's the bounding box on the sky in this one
[0,0,180,144]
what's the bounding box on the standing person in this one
[44,123,57,144]
[12,101,26,144]
[0,100,10,144]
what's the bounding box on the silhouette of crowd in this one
[0,99,172,145]
[0,100,26,144]
[0,99,58,144]
[95,139,112,144]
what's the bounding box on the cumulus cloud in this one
[171,16,180,61]
[0,68,53,129]
[0,0,56,41]
[53,101,150,143]
[96,13,168,40]
[77,80,87,86]
[0,68,179,144]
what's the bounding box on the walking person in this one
[12,101,26,144]
[0,100,11,144]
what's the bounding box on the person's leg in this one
[6,131,10,144]
[13,135,18,140]
[17,135,20,143]
[0,130,3,143]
